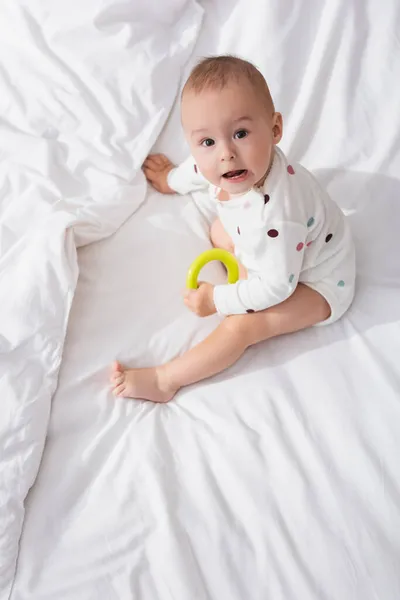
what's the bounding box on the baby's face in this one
[181,80,280,194]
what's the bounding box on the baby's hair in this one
[182,55,275,113]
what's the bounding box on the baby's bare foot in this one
[110,361,177,403]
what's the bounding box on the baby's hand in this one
[142,154,176,194]
[183,282,216,317]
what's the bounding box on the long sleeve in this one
[167,155,209,195]
[213,220,308,315]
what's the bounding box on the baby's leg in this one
[210,218,247,279]
[110,284,330,403]
[210,218,234,251]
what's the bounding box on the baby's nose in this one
[220,144,236,161]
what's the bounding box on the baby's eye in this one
[234,129,248,140]
[201,138,215,147]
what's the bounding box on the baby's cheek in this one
[257,147,271,173]
[252,136,271,165]
[198,162,218,185]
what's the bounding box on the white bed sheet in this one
[5,0,400,599]
[0,0,203,597]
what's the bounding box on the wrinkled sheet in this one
[0,0,203,597]
[4,0,400,599]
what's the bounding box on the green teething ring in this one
[186,249,240,289]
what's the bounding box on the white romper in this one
[168,147,355,324]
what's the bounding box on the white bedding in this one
[2,0,400,599]
[0,0,203,597]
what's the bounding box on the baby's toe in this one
[110,372,119,383]
[113,383,126,397]
[112,360,123,372]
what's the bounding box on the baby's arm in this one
[214,219,308,315]
[167,156,208,194]
[143,154,208,195]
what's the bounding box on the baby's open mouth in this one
[222,169,248,179]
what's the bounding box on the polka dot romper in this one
[167,147,356,324]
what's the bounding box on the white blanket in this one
[3,0,400,599]
[0,0,202,597]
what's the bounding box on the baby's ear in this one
[272,112,283,144]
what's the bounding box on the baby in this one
[110,55,355,402]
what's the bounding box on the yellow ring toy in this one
[186,249,240,289]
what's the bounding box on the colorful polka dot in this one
[307,217,315,228]
[306,241,313,247]
[243,201,251,209]
[264,194,270,204]
[287,165,295,175]
[194,164,198,173]
[237,226,241,235]
[267,229,279,238]
[325,233,333,243]
[337,280,345,287]
[246,309,255,313]
[289,274,295,283]
[296,242,304,251]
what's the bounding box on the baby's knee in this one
[210,219,234,252]
[222,314,256,347]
